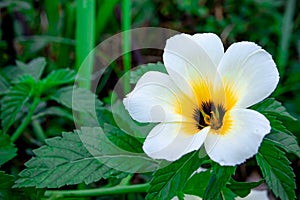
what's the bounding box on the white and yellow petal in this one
[123,71,183,123]
[218,42,279,108]
[204,109,270,166]
[143,123,209,161]
[163,33,218,100]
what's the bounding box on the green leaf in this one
[0,171,45,200]
[130,62,167,84]
[41,68,76,90]
[33,106,73,121]
[104,123,143,153]
[226,179,263,198]
[50,86,103,112]
[256,139,296,200]
[203,164,236,200]
[146,151,205,200]
[50,86,103,126]
[0,134,17,165]
[0,75,10,95]
[264,115,300,158]
[184,170,212,197]
[266,132,300,158]
[1,76,36,133]
[16,57,46,80]
[0,171,15,199]
[112,100,155,138]
[79,127,159,173]
[252,98,296,120]
[14,130,127,188]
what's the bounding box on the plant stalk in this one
[121,0,131,94]
[11,96,40,142]
[44,183,149,198]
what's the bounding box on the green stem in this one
[32,119,46,142]
[121,0,131,94]
[11,97,40,142]
[76,0,95,89]
[44,183,149,198]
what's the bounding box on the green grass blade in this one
[75,0,95,89]
[122,0,131,94]
[277,0,295,77]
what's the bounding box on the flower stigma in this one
[193,101,226,131]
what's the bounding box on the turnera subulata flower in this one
[124,33,279,166]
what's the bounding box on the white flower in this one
[124,33,279,166]
[172,190,269,200]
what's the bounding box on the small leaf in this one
[203,164,236,200]
[0,134,17,165]
[226,179,263,198]
[16,57,46,80]
[146,151,205,200]
[130,62,167,84]
[41,69,76,90]
[253,98,296,120]
[15,130,127,188]
[104,123,144,153]
[1,76,36,133]
[256,139,296,200]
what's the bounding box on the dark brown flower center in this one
[193,101,226,130]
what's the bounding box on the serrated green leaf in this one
[184,170,212,197]
[266,132,300,158]
[104,123,143,153]
[50,86,102,126]
[130,62,167,84]
[14,130,127,188]
[0,171,45,200]
[112,100,155,138]
[203,164,236,200]
[0,75,10,95]
[50,86,103,111]
[79,127,159,173]
[0,171,15,199]
[256,140,296,200]
[253,98,296,120]
[226,179,263,198]
[0,134,17,165]
[1,76,36,133]
[146,151,205,200]
[41,68,76,90]
[265,115,293,135]
[16,57,46,80]
[33,106,73,121]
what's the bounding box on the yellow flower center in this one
[174,79,237,135]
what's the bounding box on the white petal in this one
[124,71,183,123]
[218,42,279,108]
[204,109,270,166]
[236,190,269,200]
[191,33,224,66]
[143,123,209,161]
[172,194,202,200]
[163,33,218,98]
